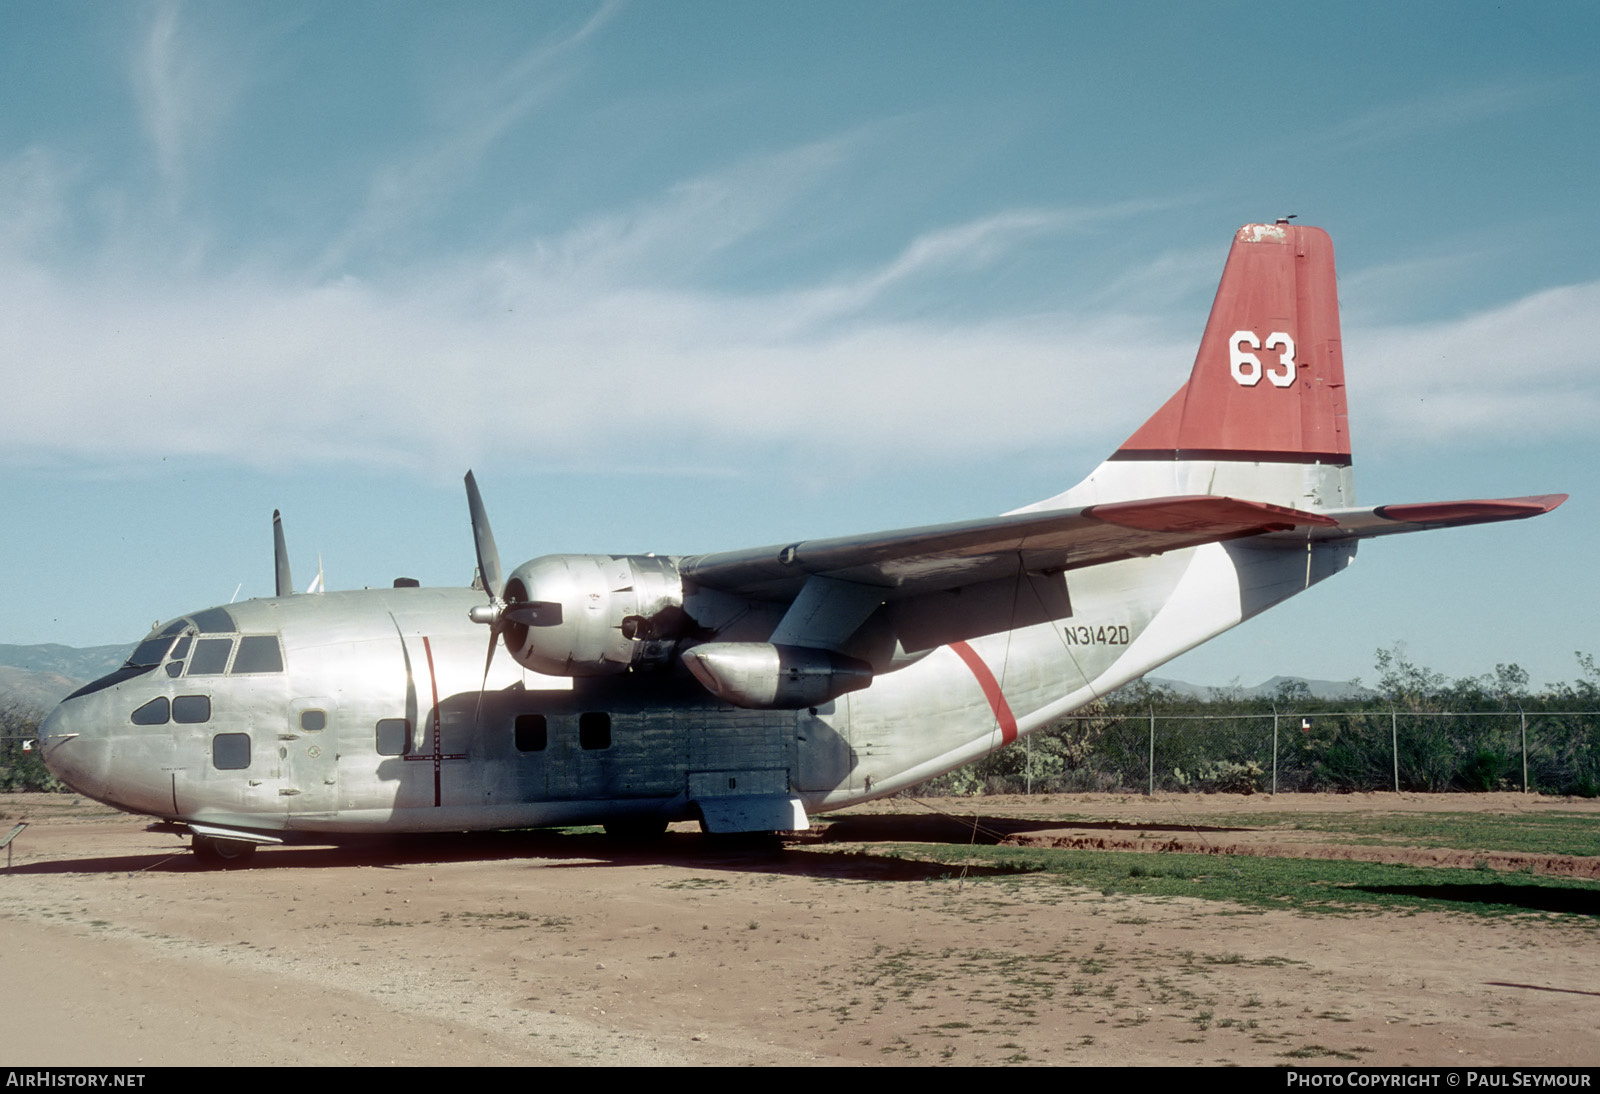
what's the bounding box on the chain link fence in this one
[923,706,1600,797]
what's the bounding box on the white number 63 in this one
[1229,330,1296,388]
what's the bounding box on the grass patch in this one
[857,843,1600,920]
[1233,811,1600,858]
[954,806,1599,859]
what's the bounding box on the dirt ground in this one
[2,791,1597,1067]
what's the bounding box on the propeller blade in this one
[273,510,295,598]
[464,470,511,730]
[474,619,499,730]
[464,470,503,600]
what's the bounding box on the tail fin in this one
[1054,221,1354,512]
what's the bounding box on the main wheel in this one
[603,818,669,842]
[191,834,258,868]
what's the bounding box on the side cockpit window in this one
[182,635,284,676]
[232,635,284,674]
[187,637,234,676]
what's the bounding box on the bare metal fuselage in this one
[36,538,1349,841]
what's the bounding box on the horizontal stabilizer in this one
[1269,494,1567,542]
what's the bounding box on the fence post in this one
[1148,704,1155,796]
[1519,703,1528,794]
[1391,707,1399,792]
[1025,733,1032,795]
[1272,703,1279,796]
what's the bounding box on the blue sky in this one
[1,1,1595,691]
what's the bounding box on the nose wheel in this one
[191,833,258,868]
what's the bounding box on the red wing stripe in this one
[950,640,1018,746]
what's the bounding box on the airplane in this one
[35,220,1566,866]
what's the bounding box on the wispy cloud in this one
[129,0,245,205]
[1320,81,1557,154]
[317,1,623,273]
[0,143,1187,481]
[3,114,1594,486]
[1349,281,1600,448]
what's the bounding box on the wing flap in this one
[681,495,1336,601]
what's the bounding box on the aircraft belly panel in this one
[685,707,795,803]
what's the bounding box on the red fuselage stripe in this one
[950,640,1017,746]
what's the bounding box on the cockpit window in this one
[190,607,236,634]
[125,636,176,670]
[164,636,192,678]
[187,637,234,676]
[232,635,284,674]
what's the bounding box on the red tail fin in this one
[1115,222,1350,465]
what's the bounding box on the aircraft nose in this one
[36,697,108,798]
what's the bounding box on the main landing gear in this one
[190,833,258,868]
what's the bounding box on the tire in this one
[191,834,258,868]
[603,818,669,842]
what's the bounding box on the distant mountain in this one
[0,643,129,712]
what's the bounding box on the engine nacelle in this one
[500,554,687,676]
[681,642,874,710]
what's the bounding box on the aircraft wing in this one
[679,495,1339,602]
[1263,494,1568,544]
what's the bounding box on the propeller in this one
[273,510,295,597]
[464,471,507,725]
[463,471,566,726]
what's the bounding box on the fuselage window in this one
[212,733,250,770]
[300,709,327,732]
[375,718,409,757]
[515,714,548,752]
[579,711,611,751]
[131,697,170,726]
[232,635,284,674]
[188,637,234,676]
[172,695,211,724]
